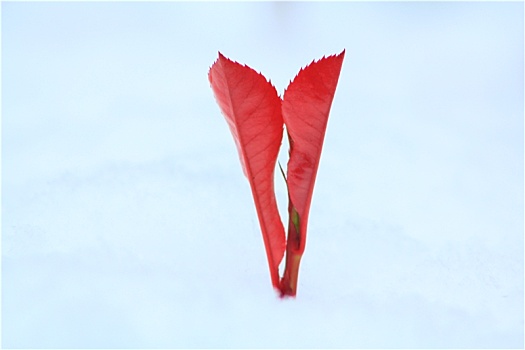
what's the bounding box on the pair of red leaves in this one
[209,50,345,297]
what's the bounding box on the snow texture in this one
[2,2,523,348]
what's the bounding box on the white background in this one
[2,2,523,348]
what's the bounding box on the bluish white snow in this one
[2,2,523,348]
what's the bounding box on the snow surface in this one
[2,2,523,348]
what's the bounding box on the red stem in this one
[279,206,303,297]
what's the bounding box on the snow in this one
[2,2,523,348]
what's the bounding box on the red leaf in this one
[209,51,345,297]
[208,53,286,288]
[279,50,345,296]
